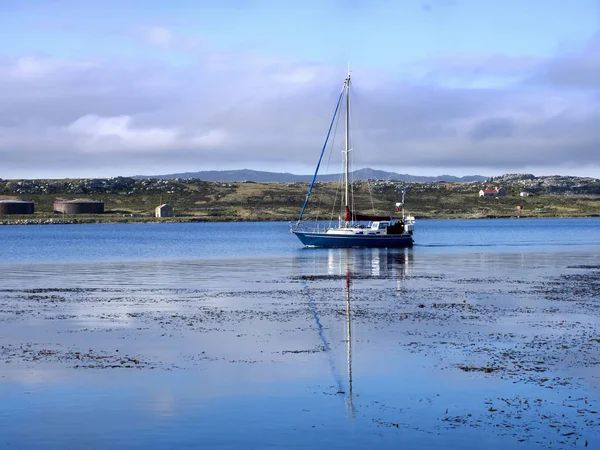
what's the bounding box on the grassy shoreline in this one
[2,179,599,224]
[2,211,599,226]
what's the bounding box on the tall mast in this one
[344,73,350,209]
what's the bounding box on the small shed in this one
[155,204,173,218]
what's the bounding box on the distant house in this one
[155,204,173,218]
[479,187,506,197]
[519,191,530,197]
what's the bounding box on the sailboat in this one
[291,72,415,248]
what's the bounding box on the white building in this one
[155,204,173,218]
[479,187,506,197]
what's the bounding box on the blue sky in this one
[0,0,599,178]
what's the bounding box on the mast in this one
[344,73,350,212]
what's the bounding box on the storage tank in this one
[0,200,35,214]
[53,199,104,214]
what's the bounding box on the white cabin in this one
[155,203,173,218]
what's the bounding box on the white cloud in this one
[0,33,599,178]
[273,66,319,84]
[65,114,227,153]
[143,26,173,47]
[11,57,51,79]
[3,56,97,81]
[67,115,178,151]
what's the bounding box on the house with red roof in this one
[479,187,506,197]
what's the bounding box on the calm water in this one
[1,219,599,449]
[1,218,599,263]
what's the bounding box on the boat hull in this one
[293,230,413,248]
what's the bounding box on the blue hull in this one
[293,230,413,248]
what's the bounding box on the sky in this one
[0,0,599,179]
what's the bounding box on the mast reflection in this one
[295,248,413,418]
[344,253,354,417]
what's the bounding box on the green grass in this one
[1,180,599,224]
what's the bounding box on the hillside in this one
[1,174,598,224]
[135,168,487,183]
[485,173,600,195]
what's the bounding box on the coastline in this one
[2,213,600,226]
[2,177,599,225]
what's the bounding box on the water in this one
[1,218,599,264]
[1,219,599,449]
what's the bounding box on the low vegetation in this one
[1,176,599,224]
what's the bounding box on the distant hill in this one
[484,173,600,195]
[135,168,487,183]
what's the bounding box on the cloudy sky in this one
[1,0,599,179]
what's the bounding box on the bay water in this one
[1,219,599,449]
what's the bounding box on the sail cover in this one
[344,206,391,222]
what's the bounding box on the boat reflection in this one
[295,247,413,290]
[295,248,413,418]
